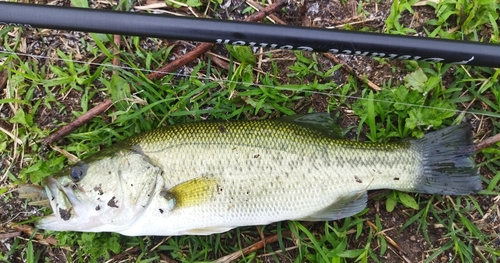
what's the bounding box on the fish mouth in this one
[42,177,78,221]
[37,176,113,232]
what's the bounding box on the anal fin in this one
[299,192,367,221]
[181,226,235,235]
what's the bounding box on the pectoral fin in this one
[299,192,367,221]
[162,177,217,208]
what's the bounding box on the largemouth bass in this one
[36,114,481,236]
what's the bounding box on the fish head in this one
[38,149,163,233]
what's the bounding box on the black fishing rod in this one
[1,2,499,67]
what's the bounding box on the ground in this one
[0,0,499,262]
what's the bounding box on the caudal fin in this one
[412,124,482,195]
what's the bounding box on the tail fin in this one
[412,124,482,195]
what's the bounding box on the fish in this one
[34,113,482,236]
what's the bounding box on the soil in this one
[0,0,498,262]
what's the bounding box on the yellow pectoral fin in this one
[162,177,218,208]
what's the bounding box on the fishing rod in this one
[0,2,499,67]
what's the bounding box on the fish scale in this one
[35,114,481,236]
[125,120,420,234]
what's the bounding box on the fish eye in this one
[70,162,88,181]
[71,167,83,180]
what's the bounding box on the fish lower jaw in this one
[37,214,130,233]
[37,215,72,231]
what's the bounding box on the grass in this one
[1,0,499,262]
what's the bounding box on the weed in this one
[427,0,499,39]
[385,0,418,34]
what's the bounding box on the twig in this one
[10,224,58,246]
[215,230,292,263]
[244,0,287,23]
[42,99,113,145]
[0,231,21,239]
[474,133,500,152]
[159,254,179,263]
[0,68,7,91]
[0,125,23,145]
[147,43,214,81]
[324,53,381,91]
[208,53,230,70]
[257,245,298,258]
[245,0,287,25]
[326,16,383,29]
[113,35,121,75]
[112,2,121,74]
[106,246,141,262]
[50,144,80,163]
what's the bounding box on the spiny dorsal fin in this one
[280,113,344,139]
[162,177,217,208]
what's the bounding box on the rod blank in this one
[0,2,499,67]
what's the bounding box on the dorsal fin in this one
[280,113,344,139]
